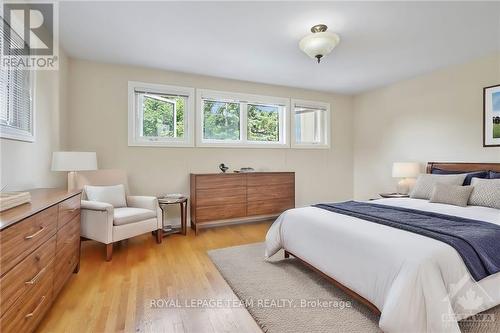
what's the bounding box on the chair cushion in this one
[85,184,127,208]
[113,207,157,226]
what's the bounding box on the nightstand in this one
[379,193,409,198]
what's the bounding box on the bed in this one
[265,162,500,333]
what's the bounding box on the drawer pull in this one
[25,227,45,240]
[25,295,46,319]
[25,267,46,285]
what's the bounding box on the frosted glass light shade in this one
[392,162,420,178]
[299,31,340,61]
[52,151,97,171]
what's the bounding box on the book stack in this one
[0,192,31,212]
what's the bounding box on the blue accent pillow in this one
[488,171,500,179]
[431,168,488,185]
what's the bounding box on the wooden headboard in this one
[426,162,500,173]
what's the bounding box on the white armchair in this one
[74,170,163,261]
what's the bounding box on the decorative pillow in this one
[84,184,127,208]
[468,178,500,209]
[429,183,473,207]
[410,174,467,200]
[431,168,488,185]
[488,171,500,179]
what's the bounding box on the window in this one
[128,81,194,147]
[291,99,330,148]
[197,90,289,147]
[0,23,35,142]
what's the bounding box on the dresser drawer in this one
[196,187,246,206]
[247,183,294,202]
[195,174,246,189]
[53,242,79,296]
[0,260,53,333]
[0,206,58,276]
[56,214,80,254]
[58,194,80,229]
[0,236,55,317]
[246,173,294,186]
[196,204,246,222]
[247,198,294,216]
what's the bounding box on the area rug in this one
[208,242,499,333]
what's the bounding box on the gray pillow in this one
[429,183,473,207]
[468,178,500,209]
[410,174,467,200]
[84,184,127,208]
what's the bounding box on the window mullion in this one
[241,101,248,143]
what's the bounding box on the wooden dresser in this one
[0,189,81,333]
[190,172,294,234]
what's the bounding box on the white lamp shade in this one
[392,162,420,178]
[299,31,340,60]
[52,152,97,171]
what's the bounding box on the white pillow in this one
[410,174,467,200]
[468,178,500,209]
[84,184,127,208]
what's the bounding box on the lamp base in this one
[67,171,77,191]
[396,179,410,195]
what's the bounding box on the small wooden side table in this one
[158,196,188,236]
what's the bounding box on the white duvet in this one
[265,198,500,333]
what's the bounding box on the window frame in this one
[290,99,331,149]
[128,81,195,147]
[0,69,36,142]
[196,89,289,148]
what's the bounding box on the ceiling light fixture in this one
[299,24,340,63]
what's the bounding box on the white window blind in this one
[0,20,35,142]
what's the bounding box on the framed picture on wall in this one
[483,84,500,147]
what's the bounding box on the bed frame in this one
[426,161,500,173]
[284,161,500,316]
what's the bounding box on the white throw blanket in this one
[265,198,500,333]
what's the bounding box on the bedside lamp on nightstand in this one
[392,162,420,195]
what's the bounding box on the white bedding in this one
[265,198,500,333]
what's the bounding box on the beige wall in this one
[67,59,355,208]
[353,53,500,200]
[0,49,69,191]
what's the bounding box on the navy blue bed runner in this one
[313,201,500,281]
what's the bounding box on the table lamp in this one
[392,162,420,194]
[52,152,97,190]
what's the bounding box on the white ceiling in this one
[59,1,500,94]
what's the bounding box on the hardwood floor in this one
[37,221,272,333]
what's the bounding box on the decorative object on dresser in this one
[74,169,163,261]
[218,163,229,173]
[483,84,500,147]
[51,151,98,190]
[391,162,420,194]
[157,195,188,236]
[0,188,81,333]
[190,172,294,235]
[0,191,31,212]
[237,167,255,173]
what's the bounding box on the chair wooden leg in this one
[106,243,113,261]
[156,228,163,244]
